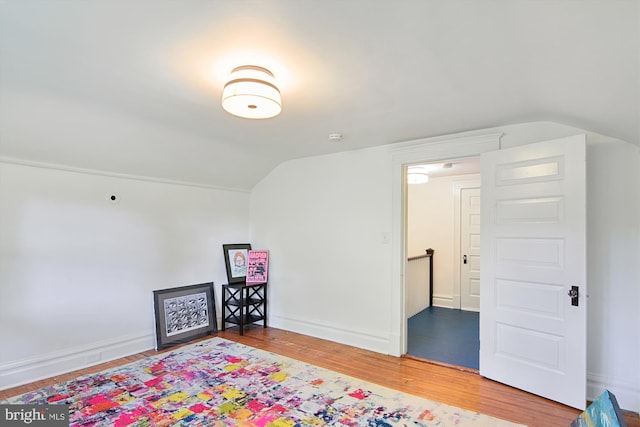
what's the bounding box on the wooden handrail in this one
[407,248,434,261]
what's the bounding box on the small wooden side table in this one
[221,283,267,335]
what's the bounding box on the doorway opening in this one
[405,157,481,370]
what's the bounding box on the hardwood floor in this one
[1,326,638,427]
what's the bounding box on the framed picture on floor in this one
[222,243,251,284]
[153,282,217,350]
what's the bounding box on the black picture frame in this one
[153,282,217,350]
[222,243,252,284]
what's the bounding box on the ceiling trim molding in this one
[389,132,504,162]
[0,156,250,193]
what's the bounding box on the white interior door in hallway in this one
[460,187,481,311]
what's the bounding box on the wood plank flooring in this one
[1,327,638,427]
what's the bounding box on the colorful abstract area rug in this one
[3,338,525,426]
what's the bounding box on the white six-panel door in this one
[461,187,481,311]
[480,134,587,409]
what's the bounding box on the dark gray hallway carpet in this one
[407,306,479,370]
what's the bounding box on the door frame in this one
[389,133,502,356]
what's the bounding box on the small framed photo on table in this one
[153,282,216,350]
[222,243,251,284]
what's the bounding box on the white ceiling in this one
[1,1,638,191]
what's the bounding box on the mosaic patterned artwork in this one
[570,390,626,427]
[4,338,524,426]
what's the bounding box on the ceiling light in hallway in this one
[407,166,430,184]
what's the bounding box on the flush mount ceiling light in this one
[407,166,430,184]
[222,65,282,119]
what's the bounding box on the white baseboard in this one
[587,372,640,414]
[268,315,390,355]
[0,331,155,391]
[432,296,453,308]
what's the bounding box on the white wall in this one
[584,139,640,412]
[0,162,250,389]
[250,122,640,412]
[407,178,454,266]
[250,148,394,353]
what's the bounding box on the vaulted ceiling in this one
[1,1,638,190]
